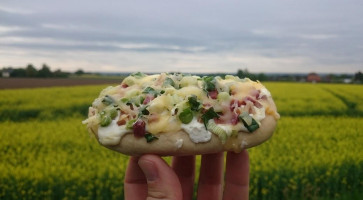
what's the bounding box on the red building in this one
[306,73,321,83]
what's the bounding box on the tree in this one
[53,69,69,78]
[354,71,363,83]
[75,69,85,76]
[10,68,26,77]
[237,69,257,81]
[256,73,268,81]
[37,64,52,78]
[25,64,38,77]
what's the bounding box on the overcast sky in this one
[1,0,362,74]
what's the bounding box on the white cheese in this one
[181,118,211,143]
[98,114,131,145]
[260,88,271,98]
[253,106,266,122]
[175,139,184,149]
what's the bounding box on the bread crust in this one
[90,110,277,156]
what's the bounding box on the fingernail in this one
[139,159,158,182]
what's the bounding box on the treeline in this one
[1,64,84,78]
[202,69,268,81]
[204,69,363,83]
[2,64,363,83]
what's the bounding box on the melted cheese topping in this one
[84,73,279,146]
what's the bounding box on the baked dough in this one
[83,73,279,156]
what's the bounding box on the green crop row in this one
[248,116,363,199]
[0,83,362,122]
[1,116,362,200]
[264,82,363,116]
[0,85,108,121]
[0,118,128,200]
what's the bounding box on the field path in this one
[0,78,122,89]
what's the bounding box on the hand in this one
[124,150,249,200]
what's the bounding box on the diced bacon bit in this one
[121,83,128,88]
[143,95,155,105]
[253,89,268,100]
[230,113,239,125]
[117,119,126,126]
[214,111,239,125]
[241,96,263,108]
[208,89,218,99]
[133,120,146,137]
[230,99,242,111]
[250,89,260,99]
[215,104,239,125]
[117,114,129,126]
[128,103,134,110]
[121,83,129,88]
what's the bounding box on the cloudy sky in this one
[1,0,362,74]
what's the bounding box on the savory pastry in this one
[83,72,280,156]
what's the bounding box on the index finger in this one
[124,157,147,200]
[223,150,249,200]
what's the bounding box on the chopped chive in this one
[144,133,158,143]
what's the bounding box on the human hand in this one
[124,150,249,200]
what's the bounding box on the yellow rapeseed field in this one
[0,82,362,199]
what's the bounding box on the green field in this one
[1,82,362,199]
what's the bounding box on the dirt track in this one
[0,78,122,89]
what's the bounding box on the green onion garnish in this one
[179,108,193,124]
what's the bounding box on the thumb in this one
[138,155,182,200]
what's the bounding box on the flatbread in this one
[83,73,280,156]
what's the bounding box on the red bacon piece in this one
[242,96,262,108]
[143,94,155,104]
[133,120,146,137]
[117,119,126,126]
[250,89,260,99]
[230,99,243,111]
[208,89,218,99]
[121,83,128,88]
[230,113,239,125]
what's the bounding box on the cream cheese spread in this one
[253,107,266,122]
[181,118,212,143]
[98,114,131,145]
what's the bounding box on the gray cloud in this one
[0,0,362,73]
